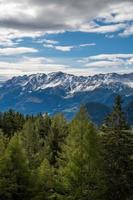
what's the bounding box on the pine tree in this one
[58,106,104,200]
[0,134,30,200]
[102,95,133,200]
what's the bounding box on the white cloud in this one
[79,23,126,33]
[97,2,133,24]
[0,53,132,81]
[96,2,133,36]
[54,46,74,52]
[79,43,96,47]
[0,1,132,80]
[85,60,122,68]
[43,42,96,52]
[119,24,133,37]
[0,0,128,33]
[79,53,133,73]
[0,57,68,78]
[43,44,54,48]
[37,39,59,44]
[0,47,38,55]
[87,54,133,61]
[43,43,74,52]
[0,0,131,47]
[0,28,45,47]
[0,56,98,80]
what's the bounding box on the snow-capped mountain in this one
[4,71,133,95]
[0,72,133,123]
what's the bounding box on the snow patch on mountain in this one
[3,72,133,96]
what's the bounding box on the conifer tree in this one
[45,113,68,167]
[20,119,42,169]
[36,113,51,147]
[2,109,25,137]
[0,134,30,200]
[102,95,133,200]
[32,159,54,200]
[59,106,104,200]
[103,95,129,131]
[0,130,8,157]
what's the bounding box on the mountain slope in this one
[85,102,111,125]
[0,72,132,124]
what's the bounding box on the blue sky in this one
[0,0,133,80]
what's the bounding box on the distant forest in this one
[0,95,132,200]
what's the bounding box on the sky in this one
[0,0,133,80]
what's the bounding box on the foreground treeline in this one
[0,96,132,200]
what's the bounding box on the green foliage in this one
[38,113,52,139]
[102,96,133,200]
[0,130,8,157]
[103,95,129,131]
[0,134,30,200]
[0,98,132,200]
[20,119,43,169]
[45,113,68,167]
[0,109,25,137]
[59,106,104,200]
[32,159,54,200]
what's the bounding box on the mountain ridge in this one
[0,71,133,124]
[3,71,133,94]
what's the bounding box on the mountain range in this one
[0,72,132,125]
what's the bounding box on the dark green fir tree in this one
[102,95,133,200]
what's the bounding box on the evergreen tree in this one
[59,106,104,200]
[0,130,8,157]
[1,109,25,137]
[0,134,30,200]
[20,119,42,169]
[32,159,54,200]
[103,95,128,130]
[102,95,133,200]
[36,113,51,147]
[45,113,68,167]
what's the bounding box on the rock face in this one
[0,72,132,124]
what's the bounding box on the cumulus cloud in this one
[36,39,59,44]
[79,53,133,73]
[119,24,133,37]
[0,0,129,32]
[0,53,132,81]
[0,0,132,80]
[0,47,38,55]
[0,0,131,47]
[0,28,45,47]
[54,46,74,52]
[0,57,69,79]
[43,43,96,52]
[87,54,133,61]
[43,44,74,52]
[97,2,133,24]
[0,56,96,80]
[96,1,133,36]
[78,22,126,33]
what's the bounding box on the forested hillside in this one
[0,96,132,200]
